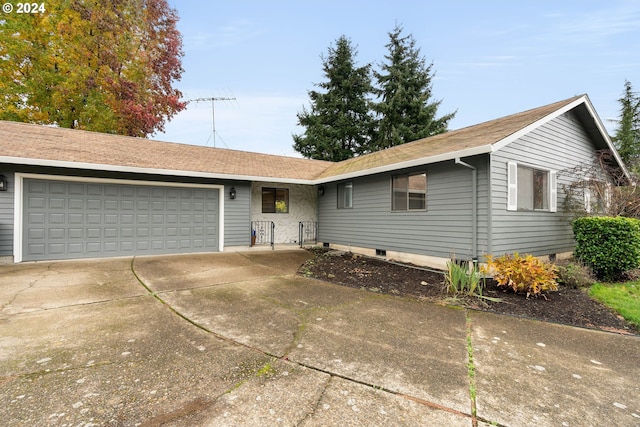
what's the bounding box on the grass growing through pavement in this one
[256,362,276,377]
[590,281,640,328]
[465,312,477,422]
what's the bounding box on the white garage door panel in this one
[23,179,219,261]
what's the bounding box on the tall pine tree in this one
[371,25,455,151]
[612,80,640,172]
[293,36,374,161]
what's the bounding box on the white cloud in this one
[182,19,264,51]
[541,3,640,45]
[215,19,264,48]
[455,55,520,69]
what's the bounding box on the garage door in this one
[23,179,219,261]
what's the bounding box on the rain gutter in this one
[455,157,478,263]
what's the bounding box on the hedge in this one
[572,216,640,281]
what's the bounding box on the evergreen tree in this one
[371,25,455,151]
[612,80,640,171]
[293,36,374,161]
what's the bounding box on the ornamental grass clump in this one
[445,260,482,297]
[483,253,558,298]
[444,259,501,302]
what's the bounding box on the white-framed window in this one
[584,181,613,214]
[605,182,613,210]
[337,182,353,209]
[507,161,557,212]
[392,172,427,211]
[584,187,592,213]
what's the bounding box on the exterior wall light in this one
[318,186,325,196]
[229,187,237,199]
[0,175,7,191]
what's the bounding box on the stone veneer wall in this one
[250,182,318,244]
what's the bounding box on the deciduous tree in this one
[0,0,185,137]
[560,150,638,219]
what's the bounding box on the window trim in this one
[584,180,612,214]
[337,182,353,209]
[391,172,427,212]
[261,187,289,214]
[584,187,592,213]
[507,161,557,212]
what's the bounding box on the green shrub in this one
[572,216,640,281]
[482,253,558,298]
[555,260,595,289]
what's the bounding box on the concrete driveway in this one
[1,249,639,426]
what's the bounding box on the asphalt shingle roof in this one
[0,121,332,181]
[316,95,583,179]
[0,95,585,182]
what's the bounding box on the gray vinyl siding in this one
[0,171,14,256]
[490,111,598,256]
[223,182,250,246]
[319,157,489,261]
[476,155,491,256]
[0,166,253,258]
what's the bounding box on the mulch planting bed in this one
[299,249,639,336]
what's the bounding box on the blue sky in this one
[158,0,640,157]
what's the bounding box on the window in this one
[507,162,557,212]
[337,182,353,209]
[392,172,426,211]
[584,187,592,213]
[262,188,289,213]
[518,166,548,210]
[584,181,612,214]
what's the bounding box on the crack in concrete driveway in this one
[129,253,477,426]
[3,251,639,426]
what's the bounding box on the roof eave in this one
[581,96,632,181]
[0,156,317,185]
[314,144,494,184]
[490,95,631,181]
[491,95,588,152]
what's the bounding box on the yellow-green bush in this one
[482,253,558,298]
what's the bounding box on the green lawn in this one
[589,281,640,328]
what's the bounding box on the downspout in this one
[455,158,478,263]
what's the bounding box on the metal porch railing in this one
[251,221,275,250]
[299,221,318,247]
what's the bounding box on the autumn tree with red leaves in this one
[0,0,185,137]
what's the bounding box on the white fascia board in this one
[488,95,631,181]
[581,96,631,180]
[491,96,588,153]
[314,144,493,184]
[0,156,316,185]
[1,143,495,187]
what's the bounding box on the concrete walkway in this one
[0,250,639,426]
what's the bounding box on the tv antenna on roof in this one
[189,96,237,148]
